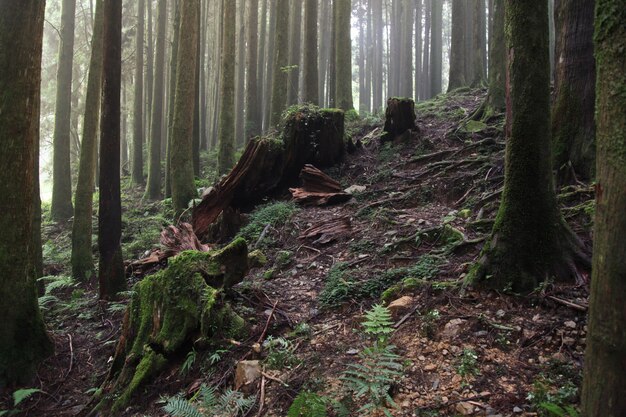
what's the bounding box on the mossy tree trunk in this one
[334,0,354,111]
[217,0,236,174]
[144,0,168,200]
[246,0,261,138]
[51,0,76,222]
[131,0,144,185]
[72,0,104,282]
[98,0,127,300]
[485,0,505,113]
[448,0,467,92]
[581,1,626,414]
[469,0,589,293]
[170,0,199,216]
[302,0,319,105]
[551,0,596,183]
[269,0,290,126]
[0,0,54,385]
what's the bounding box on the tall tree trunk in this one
[145,0,154,143]
[0,0,53,385]
[121,77,129,175]
[421,0,431,99]
[99,0,127,300]
[72,0,104,282]
[246,0,261,138]
[234,0,246,145]
[469,0,589,293]
[269,0,290,126]
[485,0,505,113]
[328,0,337,107]
[218,0,236,174]
[358,1,366,112]
[470,0,486,86]
[165,0,181,199]
[318,0,331,106]
[132,0,145,184]
[51,0,77,222]
[334,0,353,110]
[263,0,277,130]
[400,0,414,97]
[171,0,199,215]
[548,0,555,81]
[447,0,467,91]
[429,0,442,97]
[414,0,422,101]
[287,0,302,106]
[551,0,596,183]
[302,0,319,104]
[144,0,168,200]
[257,0,268,133]
[372,0,383,111]
[193,0,201,174]
[581,2,626,413]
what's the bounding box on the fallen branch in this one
[547,295,588,312]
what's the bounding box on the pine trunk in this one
[429,0,442,97]
[334,0,354,111]
[302,0,319,104]
[269,0,290,126]
[218,0,236,174]
[246,0,261,138]
[471,0,486,86]
[287,0,302,106]
[448,0,467,91]
[165,0,181,199]
[132,0,145,184]
[486,0,505,112]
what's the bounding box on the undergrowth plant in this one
[0,388,42,416]
[163,385,255,417]
[236,201,298,245]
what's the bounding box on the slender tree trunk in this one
[171,0,199,215]
[165,0,181,199]
[144,0,168,200]
[364,0,373,112]
[581,1,626,413]
[72,0,104,281]
[318,0,331,106]
[200,0,208,150]
[193,0,201,175]
[51,0,77,222]
[121,77,129,175]
[302,0,319,105]
[470,0,589,293]
[99,0,127,300]
[551,0,596,183]
[287,0,302,106]
[235,0,246,145]
[358,2,366,112]
[414,0,422,101]
[471,0,486,86]
[372,0,383,111]
[257,0,268,132]
[328,0,337,107]
[246,0,261,138]
[548,0,555,82]
[132,0,145,184]
[0,0,53,385]
[145,0,154,143]
[485,0,505,113]
[447,0,466,91]
[269,0,290,126]
[400,0,414,98]
[421,0,431,99]
[218,0,236,174]
[263,0,277,130]
[429,0,442,96]
[334,0,353,110]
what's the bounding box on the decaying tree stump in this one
[95,239,257,414]
[289,164,352,206]
[193,106,346,240]
[381,97,418,142]
[300,215,352,245]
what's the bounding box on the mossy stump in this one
[381,98,418,142]
[95,238,251,415]
[193,105,345,240]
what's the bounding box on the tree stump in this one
[289,164,352,206]
[381,97,418,142]
[95,239,253,414]
[193,105,345,240]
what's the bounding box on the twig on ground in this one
[547,295,588,312]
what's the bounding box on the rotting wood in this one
[289,164,352,206]
[299,216,352,245]
[381,97,419,142]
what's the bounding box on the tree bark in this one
[72,0,104,282]
[486,0,505,113]
[448,0,467,91]
[165,0,181,199]
[51,0,77,222]
[287,0,302,106]
[470,0,486,86]
[302,0,319,105]
[145,0,154,143]
[400,0,414,98]
[414,0,422,101]
[421,0,431,99]
[0,0,53,385]
[334,0,354,110]
[218,0,237,174]
[193,0,201,174]
[551,0,596,183]
[235,0,246,146]
[99,0,127,300]
[470,0,589,293]
[581,2,626,414]
[429,0,442,97]
[132,0,145,184]
[246,0,261,138]
[270,0,290,126]
[170,0,199,215]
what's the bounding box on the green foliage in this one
[163,385,255,417]
[263,336,301,370]
[527,378,579,417]
[180,349,197,376]
[0,388,42,416]
[456,348,480,380]
[236,201,298,245]
[362,304,394,344]
[288,392,328,417]
[421,309,440,338]
[275,250,294,269]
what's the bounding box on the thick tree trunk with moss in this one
[99,0,127,300]
[334,0,354,111]
[144,0,168,200]
[469,0,589,293]
[551,0,596,183]
[95,239,253,414]
[193,107,346,240]
[51,0,76,222]
[72,0,104,282]
[581,2,626,415]
[217,0,236,174]
[131,0,144,185]
[0,0,53,384]
[269,0,290,126]
[302,0,319,104]
[448,0,467,92]
[170,0,199,216]
[485,0,505,113]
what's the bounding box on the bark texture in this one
[334,0,354,110]
[269,0,290,126]
[246,0,261,138]
[132,0,144,184]
[302,0,319,104]
[218,0,236,174]
[581,1,626,415]
[429,0,442,96]
[0,0,53,385]
[486,0,505,113]
[448,0,467,92]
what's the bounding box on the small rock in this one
[513,406,523,413]
[496,309,506,318]
[442,319,467,339]
[344,184,367,194]
[418,355,426,361]
[234,360,261,389]
[424,363,438,371]
[456,402,475,415]
[388,296,414,318]
[346,348,359,355]
[564,320,577,328]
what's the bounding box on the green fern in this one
[38,275,76,295]
[362,304,395,344]
[163,385,254,417]
[180,349,197,376]
[288,391,328,417]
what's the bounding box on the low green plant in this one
[0,388,42,416]
[527,378,579,417]
[163,385,255,417]
[275,250,294,269]
[421,309,440,338]
[288,391,329,417]
[457,348,480,381]
[236,201,298,245]
[264,336,301,370]
[180,349,197,376]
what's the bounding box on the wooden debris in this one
[300,216,352,244]
[289,165,352,206]
[381,97,419,142]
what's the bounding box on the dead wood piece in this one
[289,165,352,206]
[381,97,418,142]
[300,216,352,244]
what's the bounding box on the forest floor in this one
[3,88,596,417]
